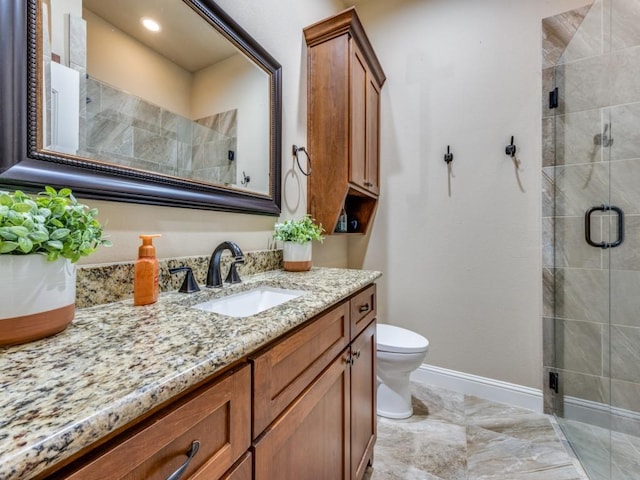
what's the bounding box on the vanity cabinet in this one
[37,283,377,480]
[304,8,385,235]
[252,285,377,480]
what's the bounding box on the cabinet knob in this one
[166,441,200,480]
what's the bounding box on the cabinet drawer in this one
[252,301,350,436]
[350,284,376,340]
[61,365,251,480]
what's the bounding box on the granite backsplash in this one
[76,249,283,308]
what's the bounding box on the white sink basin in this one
[193,286,305,318]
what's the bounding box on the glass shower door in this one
[546,0,640,478]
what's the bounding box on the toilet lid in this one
[377,324,429,354]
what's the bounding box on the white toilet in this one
[376,323,429,419]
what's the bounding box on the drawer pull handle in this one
[167,441,200,480]
[353,349,361,360]
[359,304,370,313]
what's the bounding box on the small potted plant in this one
[273,215,324,272]
[0,186,111,345]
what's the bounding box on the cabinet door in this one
[350,320,376,480]
[365,77,380,195]
[254,352,351,480]
[59,366,251,480]
[350,41,368,192]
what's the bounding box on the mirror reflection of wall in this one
[40,0,270,196]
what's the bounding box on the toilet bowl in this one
[376,323,429,419]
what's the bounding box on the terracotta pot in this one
[0,255,76,346]
[283,242,312,272]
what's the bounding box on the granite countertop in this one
[0,267,381,480]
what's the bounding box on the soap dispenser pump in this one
[134,234,161,306]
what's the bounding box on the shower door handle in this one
[585,205,624,249]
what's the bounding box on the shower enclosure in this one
[542,0,640,478]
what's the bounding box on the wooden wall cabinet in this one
[252,285,377,480]
[304,8,386,235]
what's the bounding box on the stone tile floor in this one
[363,382,591,479]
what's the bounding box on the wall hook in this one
[444,145,453,164]
[292,145,312,176]
[505,136,517,157]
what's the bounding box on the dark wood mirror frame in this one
[0,0,282,215]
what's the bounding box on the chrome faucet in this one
[206,241,245,288]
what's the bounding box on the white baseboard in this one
[411,364,544,413]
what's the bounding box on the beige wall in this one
[79,0,348,266]
[348,0,592,389]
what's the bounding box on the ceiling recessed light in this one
[141,17,161,32]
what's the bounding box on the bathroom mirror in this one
[0,0,282,215]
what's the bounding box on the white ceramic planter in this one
[283,241,312,272]
[0,255,76,345]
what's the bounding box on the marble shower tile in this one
[554,268,609,323]
[542,217,554,267]
[218,109,238,137]
[554,216,603,269]
[133,128,177,166]
[543,267,555,318]
[69,15,86,71]
[610,103,640,162]
[611,378,640,418]
[543,317,556,369]
[543,117,556,167]
[610,159,640,216]
[557,1,602,65]
[553,163,609,217]
[542,167,555,218]
[542,6,594,69]
[610,325,640,383]
[557,319,604,376]
[86,117,134,157]
[611,0,640,50]
[559,369,610,405]
[554,109,604,167]
[610,269,640,327]
[610,215,640,271]
[611,45,640,106]
[560,53,611,114]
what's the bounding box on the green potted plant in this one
[0,186,111,345]
[273,215,324,271]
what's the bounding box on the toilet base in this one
[376,378,413,419]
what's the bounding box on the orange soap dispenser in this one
[134,234,161,306]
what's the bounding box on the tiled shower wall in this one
[82,77,238,185]
[542,0,640,434]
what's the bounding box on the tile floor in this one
[363,382,590,479]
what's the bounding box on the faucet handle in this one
[169,267,201,293]
[225,261,242,284]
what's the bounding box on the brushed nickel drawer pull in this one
[166,440,200,480]
[359,304,370,313]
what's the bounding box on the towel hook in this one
[444,145,453,164]
[505,136,517,157]
[292,145,312,176]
